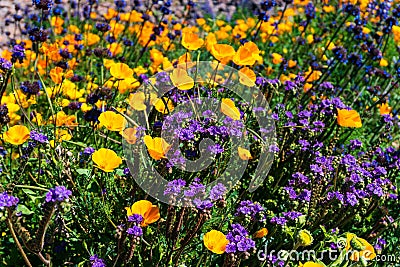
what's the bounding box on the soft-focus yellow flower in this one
[271,53,283,64]
[221,98,241,120]
[3,125,30,145]
[125,200,160,227]
[170,68,194,90]
[110,63,133,80]
[337,109,362,128]
[84,33,101,46]
[92,148,123,172]
[49,111,78,127]
[143,135,171,160]
[239,67,256,87]
[379,58,388,67]
[181,32,204,50]
[203,230,229,254]
[98,111,125,132]
[238,147,252,160]
[233,41,260,66]
[211,44,235,64]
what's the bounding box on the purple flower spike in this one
[0,192,19,208]
[45,186,72,203]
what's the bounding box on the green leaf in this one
[77,168,91,177]
[16,205,34,215]
[22,189,36,195]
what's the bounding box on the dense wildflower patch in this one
[0,0,399,266]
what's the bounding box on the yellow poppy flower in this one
[55,129,72,142]
[211,44,235,64]
[233,41,260,66]
[346,233,376,261]
[253,228,268,238]
[271,53,283,65]
[337,109,362,128]
[298,262,324,267]
[170,68,194,90]
[3,125,30,145]
[154,97,174,114]
[98,111,125,132]
[221,98,241,121]
[92,148,123,172]
[128,92,158,111]
[203,230,229,254]
[110,63,133,80]
[181,32,204,51]
[121,127,137,144]
[143,135,171,160]
[125,200,160,227]
[238,67,256,87]
[238,147,252,160]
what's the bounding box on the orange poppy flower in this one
[211,44,235,64]
[3,125,30,145]
[378,102,392,115]
[181,32,204,51]
[271,53,283,65]
[253,228,268,238]
[125,200,160,227]
[50,67,64,84]
[221,98,241,120]
[121,127,138,144]
[110,63,133,80]
[203,230,229,254]
[170,68,194,90]
[98,111,125,132]
[238,147,252,160]
[233,41,260,66]
[143,135,171,160]
[337,109,362,128]
[238,67,256,87]
[92,148,123,172]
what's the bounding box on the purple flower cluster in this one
[30,131,48,144]
[0,192,19,208]
[270,211,303,226]
[90,254,106,267]
[164,179,186,196]
[0,58,12,72]
[225,224,255,254]
[209,183,226,201]
[45,186,72,203]
[127,225,143,237]
[163,179,226,209]
[235,200,265,221]
[127,214,143,237]
[11,44,25,64]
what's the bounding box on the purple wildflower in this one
[45,186,72,202]
[0,192,19,208]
